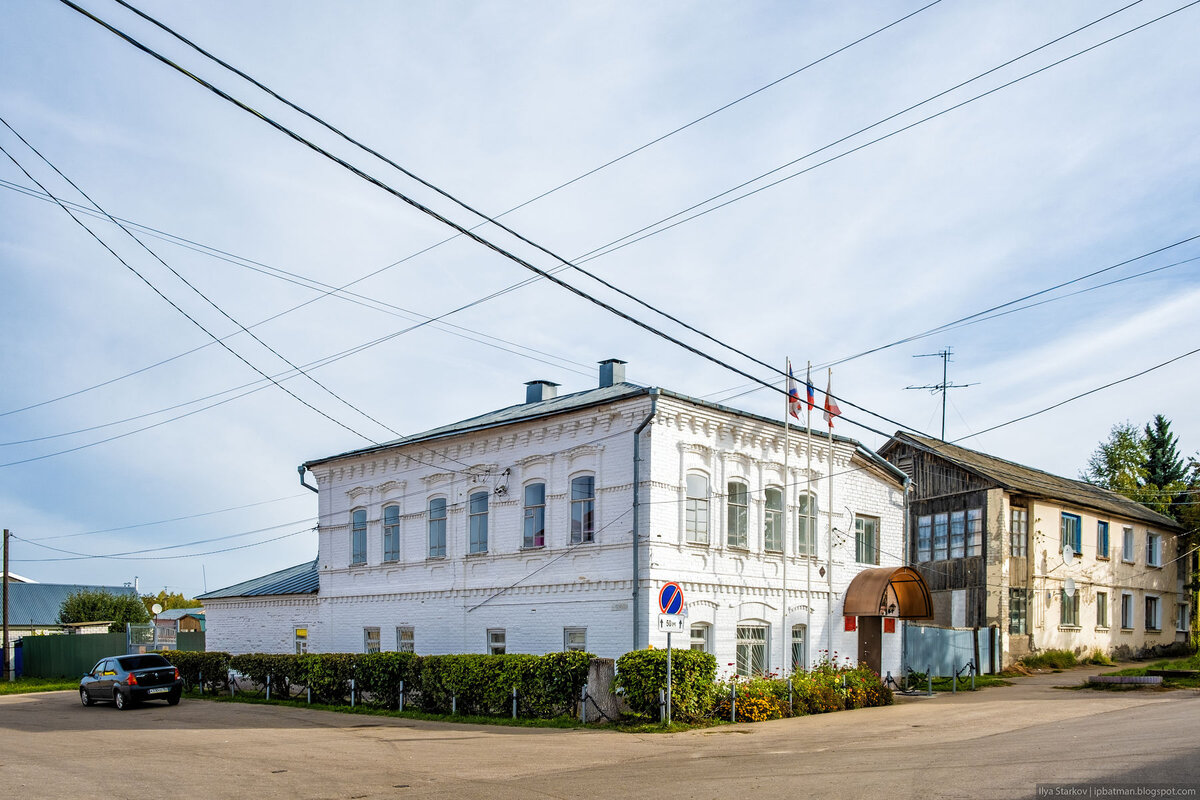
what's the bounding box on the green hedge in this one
[614,648,717,722]
[163,650,589,717]
[160,650,230,693]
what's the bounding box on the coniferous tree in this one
[1144,414,1186,489]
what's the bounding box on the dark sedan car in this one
[80,654,183,710]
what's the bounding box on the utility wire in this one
[0,126,378,446]
[58,0,917,443]
[953,344,1200,443]
[14,518,313,558]
[11,526,314,562]
[81,0,929,439]
[569,0,1185,267]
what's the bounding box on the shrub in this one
[712,663,892,721]
[161,650,230,693]
[229,653,302,697]
[295,652,355,703]
[1021,649,1077,670]
[355,651,420,708]
[615,648,717,722]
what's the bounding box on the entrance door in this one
[857,616,882,674]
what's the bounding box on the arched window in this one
[382,504,400,562]
[726,480,748,548]
[350,508,367,565]
[570,475,595,544]
[523,483,546,548]
[469,491,489,554]
[764,487,783,552]
[427,498,447,558]
[685,474,709,545]
[796,493,817,556]
[689,622,712,653]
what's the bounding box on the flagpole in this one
[826,367,835,660]
[782,359,790,675]
[805,361,813,671]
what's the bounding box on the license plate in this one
[147,687,169,694]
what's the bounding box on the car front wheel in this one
[114,689,128,710]
[80,687,94,707]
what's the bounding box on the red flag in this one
[823,373,842,428]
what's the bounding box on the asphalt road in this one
[2,668,1197,799]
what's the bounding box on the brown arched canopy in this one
[843,566,933,619]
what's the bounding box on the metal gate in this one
[903,625,992,676]
[126,623,176,653]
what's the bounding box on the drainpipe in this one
[298,465,319,493]
[632,390,659,651]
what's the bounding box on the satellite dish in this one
[151,603,163,615]
[1062,545,1074,563]
[1064,578,1076,598]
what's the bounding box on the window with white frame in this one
[855,515,880,565]
[1061,513,1082,555]
[791,624,807,673]
[1096,592,1109,628]
[364,627,381,654]
[570,475,595,544]
[1145,596,1161,631]
[396,626,414,653]
[685,474,710,545]
[1096,521,1110,559]
[1009,588,1027,634]
[294,627,308,654]
[487,629,506,655]
[933,512,949,560]
[1147,532,1162,567]
[966,508,982,557]
[468,491,489,554]
[1009,507,1028,557]
[1122,526,1135,562]
[428,498,447,558]
[763,488,783,552]
[950,511,966,558]
[350,509,367,565]
[1178,604,1189,632]
[796,493,817,556]
[917,515,932,562]
[1060,590,1079,627]
[523,483,546,548]
[690,623,711,653]
[564,627,587,652]
[1121,593,1135,629]
[736,625,767,676]
[726,480,748,548]
[383,504,400,562]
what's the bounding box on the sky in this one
[1,0,1198,599]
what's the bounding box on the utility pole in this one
[3,528,10,682]
[906,348,977,440]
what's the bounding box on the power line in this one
[568,1,1189,267]
[77,0,930,441]
[13,518,313,559]
[0,125,380,446]
[59,0,920,444]
[10,526,315,563]
[953,344,1200,442]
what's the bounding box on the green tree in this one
[141,590,202,616]
[59,589,150,632]
[1145,415,1187,487]
[1081,421,1147,495]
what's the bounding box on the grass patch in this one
[1020,650,1077,670]
[927,675,1011,692]
[1100,653,1200,689]
[0,677,78,695]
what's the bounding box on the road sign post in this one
[657,583,686,726]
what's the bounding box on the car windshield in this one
[117,655,170,671]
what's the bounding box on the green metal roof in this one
[3,582,137,626]
[197,560,318,599]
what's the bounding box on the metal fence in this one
[903,625,993,676]
[18,626,206,679]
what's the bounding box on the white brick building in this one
[202,360,921,677]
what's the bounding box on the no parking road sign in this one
[658,582,684,615]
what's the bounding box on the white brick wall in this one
[209,388,908,677]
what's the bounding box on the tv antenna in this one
[905,347,978,440]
